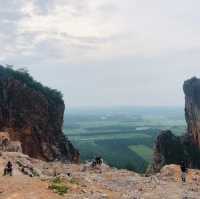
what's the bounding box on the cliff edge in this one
[0,66,79,162]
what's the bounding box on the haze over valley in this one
[64,106,186,172]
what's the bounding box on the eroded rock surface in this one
[0,66,79,162]
[1,152,200,199]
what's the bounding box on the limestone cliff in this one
[183,77,200,147]
[0,66,79,162]
[152,77,200,172]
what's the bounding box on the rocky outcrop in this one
[152,130,184,172]
[152,77,200,172]
[1,152,200,199]
[0,66,79,162]
[151,130,200,171]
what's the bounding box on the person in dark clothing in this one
[91,160,97,168]
[180,160,187,182]
[91,156,103,168]
[95,156,103,165]
[3,161,13,176]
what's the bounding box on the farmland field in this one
[128,145,153,162]
[64,106,186,173]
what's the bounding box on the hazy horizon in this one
[66,104,185,109]
[1,0,200,107]
[65,105,185,117]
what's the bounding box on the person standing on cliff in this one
[180,160,187,183]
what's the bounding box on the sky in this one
[0,0,200,107]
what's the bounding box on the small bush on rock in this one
[49,177,69,196]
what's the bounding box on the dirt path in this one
[0,175,62,199]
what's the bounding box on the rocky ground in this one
[0,152,200,199]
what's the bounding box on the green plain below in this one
[68,133,151,141]
[128,145,153,162]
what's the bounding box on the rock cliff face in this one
[183,77,200,147]
[152,77,200,172]
[0,66,79,162]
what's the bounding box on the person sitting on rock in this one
[91,159,97,168]
[95,156,103,166]
[91,156,103,168]
[180,160,187,182]
[3,161,13,176]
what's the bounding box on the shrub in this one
[48,177,69,196]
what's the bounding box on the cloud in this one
[0,0,122,65]
[0,0,200,106]
[1,0,200,63]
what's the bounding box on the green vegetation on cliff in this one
[0,65,63,104]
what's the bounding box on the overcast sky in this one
[0,0,200,107]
